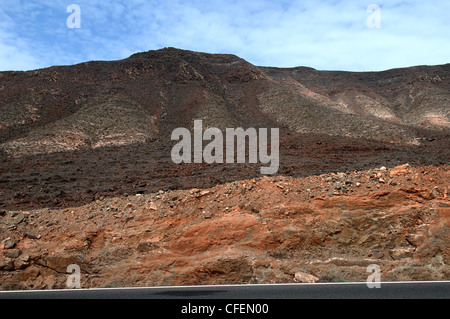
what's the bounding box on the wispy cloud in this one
[0,0,449,71]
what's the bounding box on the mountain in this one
[1,47,449,157]
[1,48,449,211]
[0,48,449,290]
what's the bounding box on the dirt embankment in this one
[1,164,448,290]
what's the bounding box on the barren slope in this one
[0,48,449,290]
[1,48,449,157]
[1,164,448,289]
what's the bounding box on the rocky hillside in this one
[1,164,448,289]
[0,48,449,290]
[1,48,449,157]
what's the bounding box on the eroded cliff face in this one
[1,164,448,290]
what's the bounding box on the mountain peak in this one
[127,47,244,65]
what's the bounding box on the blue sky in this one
[0,0,449,72]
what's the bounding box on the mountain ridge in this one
[1,48,449,157]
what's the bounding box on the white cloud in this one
[0,42,40,71]
[0,7,41,71]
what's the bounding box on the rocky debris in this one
[4,249,21,259]
[0,260,14,271]
[2,239,16,250]
[137,240,160,253]
[390,163,411,177]
[148,202,158,211]
[294,272,319,283]
[13,213,26,225]
[0,164,448,290]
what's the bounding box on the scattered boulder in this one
[0,259,14,271]
[13,213,26,225]
[2,239,16,250]
[294,271,319,283]
[390,164,411,177]
[4,249,21,259]
[137,240,160,253]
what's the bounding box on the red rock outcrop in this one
[1,164,448,290]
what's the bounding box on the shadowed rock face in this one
[0,48,449,290]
